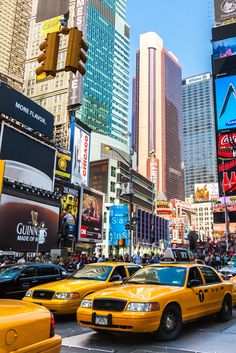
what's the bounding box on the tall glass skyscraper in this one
[77,0,130,144]
[182,73,218,198]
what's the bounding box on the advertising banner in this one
[55,151,71,179]
[60,187,79,236]
[36,0,69,23]
[194,183,219,202]
[40,16,61,37]
[70,119,91,186]
[80,188,103,241]
[215,75,236,131]
[89,160,108,194]
[214,0,236,24]
[109,205,129,246]
[217,131,236,196]
[0,123,56,192]
[0,82,54,138]
[0,194,59,252]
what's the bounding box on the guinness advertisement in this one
[0,82,54,138]
[0,123,56,192]
[0,194,60,252]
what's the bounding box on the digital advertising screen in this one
[215,75,236,131]
[89,160,108,194]
[109,205,129,246]
[217,131,236,196]
[0,123,56,191]
[59,187,80,236]
[194,183,219,202]
[0,194,59,252]
[80,188,104,241]
[214,0,236,24]
[213,37,236,59]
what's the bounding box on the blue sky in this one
[126,0,214,80]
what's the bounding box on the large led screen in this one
[0,123,56,191]
[217,131,236,196]
[80,188,104,241]
[0,194,59,252]
[215,75,236,131]
[213,37,236,59]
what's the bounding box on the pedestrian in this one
[133,251,142,264]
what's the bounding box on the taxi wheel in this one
[157,304,182,341]
[218,296,232,322]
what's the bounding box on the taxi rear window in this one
[71,265,113,281]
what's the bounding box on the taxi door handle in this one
[204,289,208,293]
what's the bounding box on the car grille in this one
[33,290,55,300]
[93,298,127,312]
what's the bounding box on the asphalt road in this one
[55,308,236,353]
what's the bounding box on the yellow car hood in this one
[31,279,106,292]
[90,284,182,301]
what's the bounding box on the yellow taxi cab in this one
[229,274,236,305]
[0,299,61,353]
[23,262,141,315]
[77,250,233,341]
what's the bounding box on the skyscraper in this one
[182,73,217,198]
[24,0,129,148]
[0,1,32,90]
[133,32,184,201]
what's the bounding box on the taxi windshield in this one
[71,265,113,281]
[0,267,21,280]
[127,266,186,286]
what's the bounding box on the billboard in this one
[194,183,219,202]
[217,131,236,196]
[36,0,69,23]
[60,187,79,236]
[90,160,108,194]
[215,75,236,131]
[40,16,62,37]
[0,194,59,252]
[80,188,103,241]
[109,205,129,246]
[70,119,91,186]
[0,83,54,138]
[0,123,56,191]
[55,151,71,179]
[213,37,236,59]
[214,0,236,24]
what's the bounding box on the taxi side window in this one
[188,267,203,285]
[111,266,126,280]
[127,265,141,276]
[201,266,221,284]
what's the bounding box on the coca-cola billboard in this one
[217,132,236,196]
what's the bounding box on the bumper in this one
[23,297,81,315]
[77,309,161,333]
[9,334,61,353]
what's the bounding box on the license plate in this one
[95,315,108,326]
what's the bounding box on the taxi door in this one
[184,266,212,321]
[199,266,225,314]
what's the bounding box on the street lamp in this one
[104,145,134,260]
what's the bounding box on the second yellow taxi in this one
[77,262,233,341]
[23,262,141,314]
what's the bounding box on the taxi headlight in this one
[80,299,93,308]
[25,290,33,297]
[126,302,160,312]
[54,292,80,300]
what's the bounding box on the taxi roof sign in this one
[161,248,191,263]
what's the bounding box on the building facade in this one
[182,73,218,198]
[0,0,32,91]
[24,0,129,149]
[133,32,184,201]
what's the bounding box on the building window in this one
[110,182,116,193]
[111,166,116,177]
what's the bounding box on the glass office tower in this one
[79,0,130,145]
[182,73,218,198]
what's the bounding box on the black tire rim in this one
[223,300,230,314]
[162,311,177,333]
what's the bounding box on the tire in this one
[157,304,182,341]
[218,296,232,322]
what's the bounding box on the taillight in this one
[50,313,55,337]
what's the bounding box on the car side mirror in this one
[110,275,122,282]
[188,279,201,288]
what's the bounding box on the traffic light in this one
[65,28,88,75]
[36,32,60,79]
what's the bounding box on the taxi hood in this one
[89,283,183,301]
[31,278,105,292]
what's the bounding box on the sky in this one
[126,0,215,80]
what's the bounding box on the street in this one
[56,308,236,353]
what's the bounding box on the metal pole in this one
[129,162,133,261]
[222,160,229,251]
